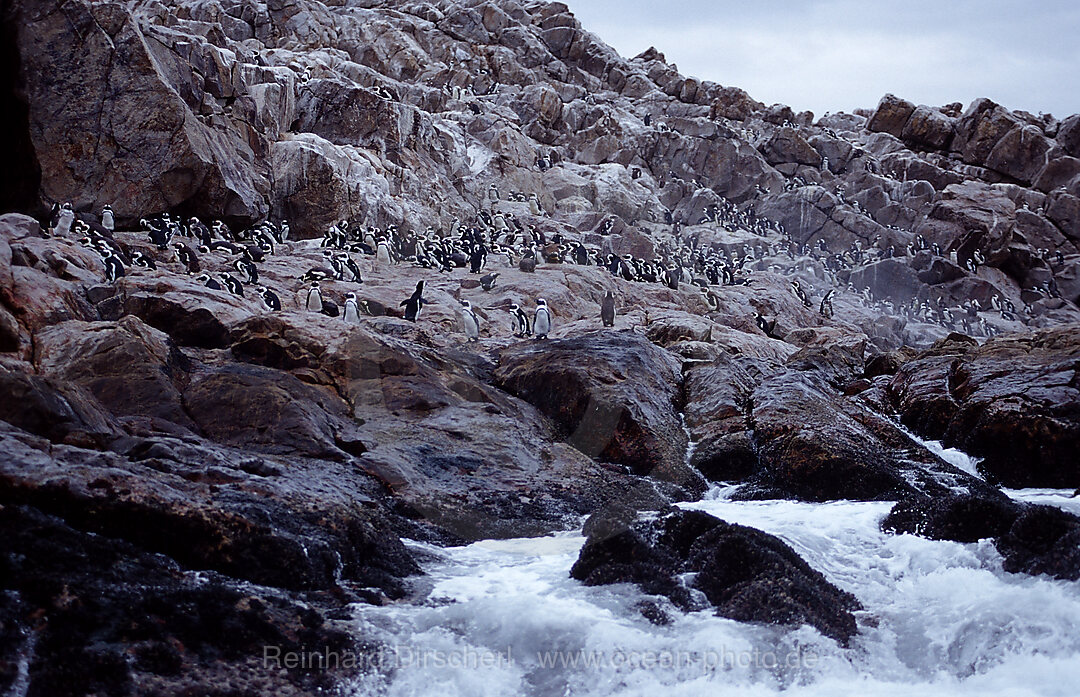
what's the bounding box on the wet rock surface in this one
[1,0,1079,691]
[571,508,862,645]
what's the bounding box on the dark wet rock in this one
[889,325,1080,487]
[571,509,861,644]
[0,504,362,697]
[995,505,1080,581]
[881,492,1022,543]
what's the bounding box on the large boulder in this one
[867,94,916,139]
[570,508,862,644]
[888,326,1080,487]
[493,329,701,492]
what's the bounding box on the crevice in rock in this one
[0,1,41,217]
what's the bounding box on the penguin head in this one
[537,298,547,306]
[461,300,472,309]
[510,303,520,311]
[346,292,357,300]
[310,281,320,288]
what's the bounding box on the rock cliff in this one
[2,0,1080,693]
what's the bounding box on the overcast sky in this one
[567,0,1080,119]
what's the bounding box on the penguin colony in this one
[43,165,1056,345]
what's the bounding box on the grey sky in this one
[567,0,1080,119]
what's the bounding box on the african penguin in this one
[401,280,427,322]
[460,300,480,342]
[510,303,530,337]
[479,272,499,291]
[258,286,281,311]
[600,290,616,327]
[343,292,361,325]
[101,205,115,232]
[533,298,552,339]
[306,282,324,312]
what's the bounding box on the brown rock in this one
[867,94,916,138]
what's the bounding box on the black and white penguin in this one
[601,290,616,327]
[234,257,258,285]
[401,280,427,322]
[528,193,542,216]
[376,238,392,265]
[755,312,777,338]
[52,203,75,237]
[258,286,281,311]
[131,251,157,270]
[510,303,530,337]
[173,243,200,274]
[103,253,125,283]
[488,183,500,202]
[306,281,324,312]
[338,253,364,283]
[533,298,552,339]
[479,272,499,291]
[469,245,487,273]
[220,273,244,297]
[101,205,115,232]
[819,289,835,318]
[195,273,223,291]
[343,292,361,325]
[460,300,480,342]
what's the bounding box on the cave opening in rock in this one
[0,2,42,217]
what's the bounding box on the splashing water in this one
[344,486,1080,697]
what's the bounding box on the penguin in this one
[479,272,499,291]
[469,245,487,273]
[510,303,530,337]
[533,298,552,339]
[819,289,835,318]
[376,238,392,265]
[600,290,616,327]
[195,273,223,291]
[401,280,427,322]
[755,312,777,338]
[52,203,75,237]
[220,273,244,297]
[101,205,115,232]
[488,183,500,202]
[131,251,157,270]
[258,286,281,311]
[173,243,200,274]
[103,253,125,283]
[306,281,324,312]
[519,252,537,273]
[528,193,542,216]
[343,292,361,325]
[460,300,480,342]
[234,257,258,285]
[338,253,364,283]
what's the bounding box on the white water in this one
[345,486,1080,697]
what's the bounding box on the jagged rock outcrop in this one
[888,324,1080,487]
[571,508,862,644]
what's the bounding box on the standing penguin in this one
[510,303,530,337]
[533,298,552,339]
[53,203,75,237]
[306,281,324,312]
[601,290,616,327]
[343,292,362,325]
[401,280,427,321]
[460,300,480,342]
[375,238,392,266]
[528,193,542,216]
[101,205,115,232]
[819,289,835,318]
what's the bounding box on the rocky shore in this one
[2,0,1079,694]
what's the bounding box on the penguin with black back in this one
[401,280,428,321]
[601,290,616,327]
